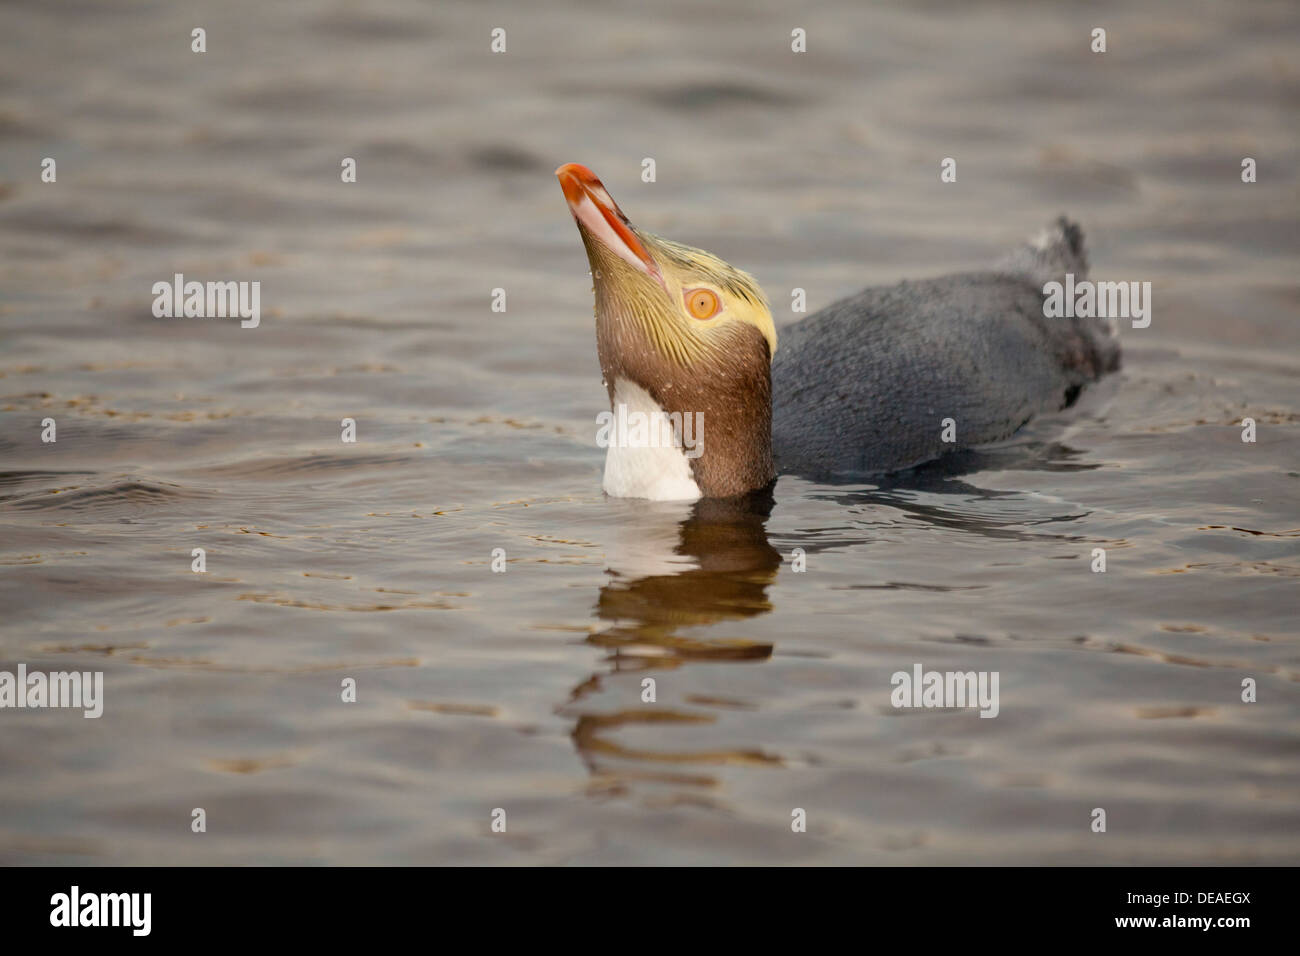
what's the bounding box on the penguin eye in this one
[685,288,720,320]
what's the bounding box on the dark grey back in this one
[772,221,1120,478]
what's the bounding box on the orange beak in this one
[556,163,663,285]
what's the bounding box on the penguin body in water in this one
[557,163,1119,500]
[773,219,1120,478]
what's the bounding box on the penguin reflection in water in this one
[556,163,1120,502]
[563,493,784,781]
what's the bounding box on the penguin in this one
[557,163,1120,501]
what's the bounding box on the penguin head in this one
[556,163,776,366]
[556,163,777,498]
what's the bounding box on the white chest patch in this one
[601,379,702,502]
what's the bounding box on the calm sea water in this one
[1,0,1297,864]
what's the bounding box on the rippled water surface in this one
[1,0,1297,864]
